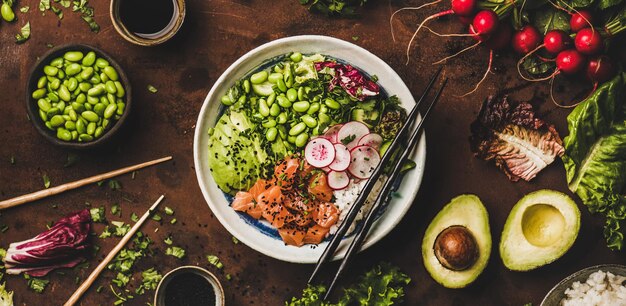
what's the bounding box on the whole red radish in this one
[512,25,542,54]
[587,55,615,83]
[469,24,488,42]
[452,0,476,16]
[485,24,512,50]
[556,49,586,75]
[544,30,572,54]
[575,28,603,55]
[472,10,499,36]
[570,11,594,32]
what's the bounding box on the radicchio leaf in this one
[470,96,564,181]
[315,61,380,101]
[3,210,92,277]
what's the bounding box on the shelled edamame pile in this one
[31,50,127,142]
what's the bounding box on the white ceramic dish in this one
[193,35,426,263]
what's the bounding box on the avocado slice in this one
[422,195,491,289]
[500,189,580,271]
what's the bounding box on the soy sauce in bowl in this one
[119,0,175,35]
[164,272,215,305]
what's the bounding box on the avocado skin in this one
[422,194,492,289]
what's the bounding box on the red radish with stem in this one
[575,28,603,55]
[469,24,489,42]
[472,10,499,36]
[512,25,542,54]
[544,30,572,54]
[570,10,594,32]
[556,49,586,74]
[452,0,476,16]
[587,55,615,84]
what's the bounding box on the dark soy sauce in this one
[119,0,174,34]
[164,272,216,306]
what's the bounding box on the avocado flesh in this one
[422,195,491,289]
[500,189,580,271]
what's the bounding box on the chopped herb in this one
[75,276,80,284]
[90,207,106,223]
[96,285,103,293]
[64,153,80,167]
[42,173,50,188]
[147,85,158,93]
[0,225,8,233]
[136,268,162,294]
[232,236,239,244]
[51,204,58,209]
[39,0,50,11]
[111,203,121,216]
[130,213,138,222]
[45,43,54,48]
[352,36,359,41]
[225,273,232,281]
[340,134,356,145]
[164,207,174,216]
[164,236,173,245]
[20,6,29,12]
[59,0,71,8]
[24,275,49,293]
[112,221,130,237]
[206,255,223,269]
[131,171,136,180]
[99,226,112,238]
[9,156,15,165]
[97,180,104,186]
[165,246,185,259]
[170,218,177,225]
[108,179,122,190]
[151,214,162,221]
[112,272,130,287]
[51,6,63,19]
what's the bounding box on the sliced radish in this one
[327,171,350,190]
[323,124,343,143]
[305,138,336,168]
[329,143,350,172]
[321,166,331,173]
[337,121,370,150]
[357,133,383,151]
[348,145,381,179]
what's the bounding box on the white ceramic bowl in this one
[193,35,426,263]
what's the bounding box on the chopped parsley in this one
[130,212,139,222]
[147,85,158,93]
[164,207,174,216]
[340,134,356,145]
[206,255,223,269]
[111,203,121,217]
[165,246,185,259]
[90,207,106,223]
[24,275,48,293]
[42,174,51,188]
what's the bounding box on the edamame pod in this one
[295,133,309,148]
[266,127,278,142]
[250,71,268,84]
[289,122,306,136]
[293,101,310,113]
[301,115,317,128]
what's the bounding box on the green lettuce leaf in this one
[562,72,626,250]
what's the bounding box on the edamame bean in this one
[262,119,277,128]
[79,134,93,142]
[69,109,78,121]
[50,115,65,127]
[287,135,296,144]
[318,113,331,124]
[324,98,341,110]
[94,103,106,116]
[268,73,283,83]
[250,71,268,84]
[80,67,94,80]
[79,82,91,92]
[65,63,82,76]
[276,78,287,92]
[277,95,292,108]
[57,102,66,113]
[114,81,125,98]
[50,78,60,90]
[220,95,233,106]
[87,86,104,96]
[58,85,71,102]
[100,72,109,83]
[64,51,84,62]
[82,111,99,122]
[107,93,116,105]
[293,101,310,113]
[266,127,278,142]
[86,122,96,135]
[48,92,60,102]
[76,93,87,104]
[277,112,287,124]
[290,52,303,63]
[104,104,117,119]
[82,51,96,66]
[32,89,46,99]
[76,119,86,134]
[50,57,64,68]
[258,99,270,117]
[1,3,16,22]
[267,93,276,106]
[243,80,251,94]
[46,107,60,118]
[44,66,58,76]
[307,103,320,115]
[285,73,294,88]
[45,121,53,130]
[102,119,110,129]
[105,81,117,94]
[103,66,118,81]
[301,115,317,128]
[95,58,109,68]
[295,133,309,148]
[286,88,297,102]
[289,122,306,136]
[64,121,76,131]
[38,99,51,112]
[116,103,125,116]
[269,103,280,117]
[84,103,92,111]
[37,76,48,89]
[67,78,78,92]
[57,70,66,79]
[57,128,72,141]
[71,131,79,140]
[94,126,104,138]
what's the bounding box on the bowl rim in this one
[540,263,626,306]
[154,265,225,306]
[25,43,132,149]
[192,35,427,263]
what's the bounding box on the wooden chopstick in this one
[64,195,165,306]
[323,78,448,300]
[0,156,172,210]
[308,67,443,285]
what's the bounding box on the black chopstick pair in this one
[307,68,448,299]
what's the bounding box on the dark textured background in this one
[1,0,624,305]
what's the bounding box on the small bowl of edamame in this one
[26,44,132,149]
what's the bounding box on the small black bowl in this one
[26,44,132,149]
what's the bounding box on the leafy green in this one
[135,268,162,294]
[598,0,623,9]
[111,203,121,216]
[165,246,185,259]
[0,282,13,306]
[89,207,106,223]
[24,275,48,293]
[286,262,410,306]
[532,8,571,34]
[562,72,626,250]
[206,255,223,269]
[38,0,50,11]
[130,212,138,222]
[298,0,367,17]
[19,6,28,12]
[521,55,556,77]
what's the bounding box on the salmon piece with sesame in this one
[303,224,330,245]
[274,157,300,189]
[312,202,340,228]
[231,191,263,219]
[258,186,292,229]
[308,171,333,202]
[278,225,307,246]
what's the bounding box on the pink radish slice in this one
[337,121,370,150]
[329,143,350,172]
[348,145,381,179]
[321,166,331,173]
[357,133,383,151]
[327,171,350,190]
[323,124,343,143]
[305,138,336,168]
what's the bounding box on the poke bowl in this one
[193,35,426,263]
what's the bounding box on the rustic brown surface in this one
[0,0,624,305]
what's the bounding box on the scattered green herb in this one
[206,255,223,269]
[111,203,121,217]
[108,179,122,190]
[170,218,177,224]
[164,236,173,245]
[232,236,239,244]
[340,134,356,145]
[64,153,80,168]
[99,226,112,238]
[0,225,8,233]
[9,156,15,165]
[46,43,53,48]
[90,207,106,223]
[20,6,28,12]
[42,174,50,188]
[24,275,49,294]
[112,221,130,237]
[225,273,232,281]
[135,268,162,294]
[112,272,130,287]
[39,0,50,11]
[298,0,368,17]
[130,213,138,222]
[147,85,158,93]
[166,246,185,259]
[164,207,174,215]
[151,214,162,221]
[131,171,136,180]
[96,285,103,293]
[351,36,359,41]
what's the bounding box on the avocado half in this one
[422,195,491,289]
[500,189,580,271]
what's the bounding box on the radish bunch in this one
[304,121,383,190]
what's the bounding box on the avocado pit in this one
[434,225,479,271]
